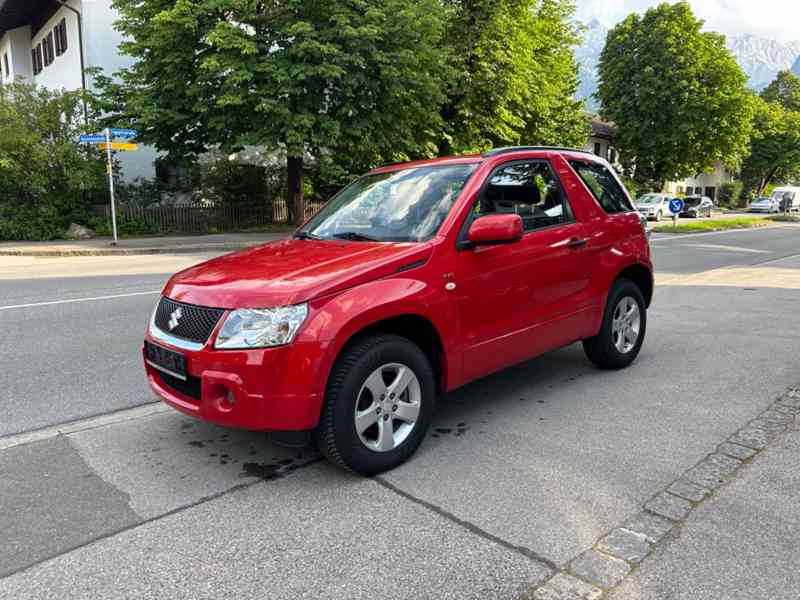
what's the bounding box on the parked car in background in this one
[635,193,673,221]
[749,197,780,213]
[143,147,653,475]
[680,196,713,218]
[769,187,800,213]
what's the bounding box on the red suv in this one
[144,147,653,474]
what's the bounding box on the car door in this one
[452,159,591,383]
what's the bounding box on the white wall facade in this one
[664,162,734,200]
[0,0,157,181]
[0,26,34,84]
[30,1,83,91]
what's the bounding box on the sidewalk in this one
[0,232,290,257]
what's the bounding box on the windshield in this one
[299,164,477,242]
[637,194,661,204]
[684,197,701,207]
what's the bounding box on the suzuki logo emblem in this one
[168,307,183,331]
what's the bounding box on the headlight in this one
[215,304,308,349]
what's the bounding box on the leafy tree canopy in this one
[741,93,800,195]
[761,70,800,113]
[441,0,588,153]
[103,0,451,222]
[597,1,754,189]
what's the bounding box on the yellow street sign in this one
[96,142,139,151]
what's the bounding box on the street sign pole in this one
[104,127,118,245]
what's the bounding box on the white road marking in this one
[649,225,791,243]
[0,402,170,451]
[684,243,771,254]
[0,290,160,311]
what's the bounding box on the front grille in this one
[154,297,225,344]
[158,371,201,401]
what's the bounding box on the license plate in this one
[145,341,187,379]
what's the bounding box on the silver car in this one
[635,193,672,221]
[749,197,780,213]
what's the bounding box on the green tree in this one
[596,2,754,190]
[741,96,800,195]
[761,70,800,113]
[0,82,106,240]
[440,0,588,154]
[104,0,451,224]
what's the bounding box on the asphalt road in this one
[1,225,799,599]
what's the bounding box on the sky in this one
[575,0,800,42]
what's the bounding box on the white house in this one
[0,0,156,180]
[663,163,735,201]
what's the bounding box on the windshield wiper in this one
[294,231,324,240]
[332,232,379,242]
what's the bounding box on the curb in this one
[519,384,800,600]
[0,243,262,257]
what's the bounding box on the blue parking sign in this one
[669,198,684,214]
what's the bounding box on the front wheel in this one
[583,279,647,370]
[314,334,436,475]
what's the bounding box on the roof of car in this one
[368,146,596,175]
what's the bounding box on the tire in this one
[313,334,436,475]
[583,278,647,370]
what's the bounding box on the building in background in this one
[584,117,620,166]
[0,0,156,181]
[663,163,735,201]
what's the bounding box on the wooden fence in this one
[98,199,326,234]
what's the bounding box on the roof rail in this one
[482,146,594,158]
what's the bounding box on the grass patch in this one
[766,214,800,223]
[651,217,772,233]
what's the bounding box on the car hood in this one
[162,239,434,309]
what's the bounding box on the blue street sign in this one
[79,134,106,143]
[109,128,138,139]
[669,198,684,214]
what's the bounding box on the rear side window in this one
[569,160,633,214]
[470,160,574,232]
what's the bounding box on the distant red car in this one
[144,147,653,474]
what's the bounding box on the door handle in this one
[567,237,588,249]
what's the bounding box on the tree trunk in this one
[287,155,304,226]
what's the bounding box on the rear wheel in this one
[314,334,435,475]
[583,279,647,370]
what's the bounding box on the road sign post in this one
[104,128,118,245]
[669,198,684,229]
[79,128,139,246]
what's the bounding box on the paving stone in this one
[758,410,795,424]
[569,549,630,589]
[644,492,692,521]
[717,442,758,461]
[623,511,674,543]
[770,403,800,416]
[528,573,603,600]
[748,418,788,433]
[729,427,770,450]
[705,453,742,475]
[684,463,728,490]
[668,479,710,503]
[597,528,651,563]
[777,389,800,408]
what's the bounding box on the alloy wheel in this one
[611,296,641,354]
[354,363,421,452]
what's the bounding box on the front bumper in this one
[143,328,325,431]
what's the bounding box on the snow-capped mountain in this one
[728,34,800,90]
[576,20,800,107]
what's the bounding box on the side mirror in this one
[467,214,523,247]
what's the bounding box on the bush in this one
[718,182,744,207]
[0,82,107,240]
